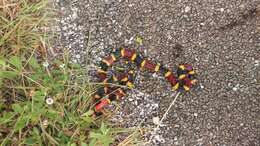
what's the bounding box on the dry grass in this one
[0,0,52,56]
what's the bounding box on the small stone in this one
[184,6,191,12]
[227,9,231,13]
[194,113,198,117]
[152,73,157,78]
[240,4,245,8]
[232,84,239,91]
[153,103,159,108]
[220,8,224,12]
[72,12,77,19]
[154,135,165,143]
[128,98,134,102]
[104,0,112,4]
[153,117,160,125]
[72,59,77,63]
[154,135,164,142]
[232,87,238,91]
[75,54,81,59]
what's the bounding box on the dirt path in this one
[55,0,260,145]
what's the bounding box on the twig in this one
[146,92,181,145]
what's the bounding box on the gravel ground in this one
[55,0,260,145]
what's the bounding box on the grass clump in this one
[0,50,121,145]
[0,0,51,56]
[0,0,140,145]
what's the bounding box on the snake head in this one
[176,64,197,91]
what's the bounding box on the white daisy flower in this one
[42,61,49,67]
[59,64,65,69]
[43,119,48,128]
[46,97,54,105]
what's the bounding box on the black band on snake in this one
[91,48,197,116]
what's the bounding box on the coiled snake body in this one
[91,48,197,116]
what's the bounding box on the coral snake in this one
[91,48,197,116]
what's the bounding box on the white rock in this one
[254,60,259,66]
[232,84,239,91]
[152,73,158,78]
[72,12,77,19]
[72,59,77,63]
[128,98,134,102]
[174,136,178,141]
[153,117,160,125]
[174,124,179,128]
[232,87,238,91]
[75,54,81,59]
[153,103,159,108]
[184,6,191,12]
